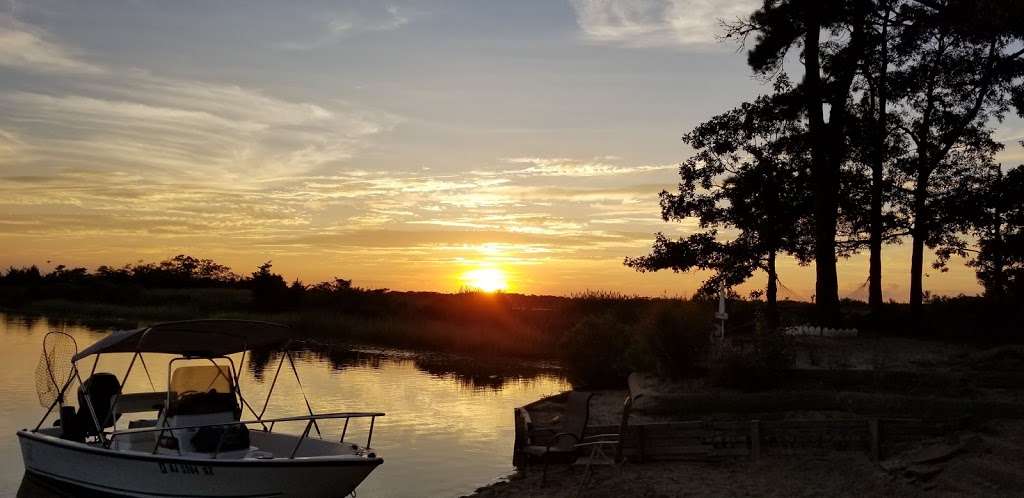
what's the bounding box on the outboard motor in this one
[77,372,121,436]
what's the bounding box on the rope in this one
[775,276,809,302]
[843,276,871,300]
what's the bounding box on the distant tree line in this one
[628,0,1024,330]
[0,254,384,313]
[1,255,239,289]
[2,254,1019,347]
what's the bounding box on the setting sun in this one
[462,268,508,293]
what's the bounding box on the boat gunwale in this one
[108,411,386,438]
[17,429,384,468]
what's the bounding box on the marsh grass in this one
[3,281,1019,378]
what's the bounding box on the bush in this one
[560,313,632,389]
[711,332,795,391]
[629,303,712,379]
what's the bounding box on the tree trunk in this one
[909,233,926,322]
[991,239,1005,300]
[909,36,938,329]
[990,174,1005,300]
[909,171,929,325]
[802,5,841,326]
[815,162,841,325]
[766,249,779,330]
[869,3,891,318]
[869,162,884,310]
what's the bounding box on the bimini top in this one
[72,319,291,362]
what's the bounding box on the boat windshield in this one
[168,365,238,416]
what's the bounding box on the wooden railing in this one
[516,413,970,464]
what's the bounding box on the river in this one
[0,313,568,497]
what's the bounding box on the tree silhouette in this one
[725,0,1024,327]
[249,261,289,310]
[727,0,872,325]
[626,85,812,327]
[884,1,1024,323]
[859,0,898,317]
[936,164,1024,300]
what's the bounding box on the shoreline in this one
[0,300,564,362]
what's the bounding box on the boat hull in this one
[17,430,382,498]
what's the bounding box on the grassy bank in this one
[2,288,734,360]
[3,284,1020,375]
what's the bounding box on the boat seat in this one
[190,424,250,453]
[128,419,158,429]
[76,373,121,436]
[114,392,166,418]
[173,390,239,416]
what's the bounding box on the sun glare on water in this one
[462,268,508,293]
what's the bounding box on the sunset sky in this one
[1,0,1021,298]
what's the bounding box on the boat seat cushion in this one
[128,419,158,429]
[191,424,250,453]
[172,390,240,417]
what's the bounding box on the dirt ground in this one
[470,420,1024,497]
[470,454,915,497]
[473,340,1024,497]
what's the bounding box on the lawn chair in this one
[571,391,642,495]
[520,391,594,485]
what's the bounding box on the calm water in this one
[0,314,568,497]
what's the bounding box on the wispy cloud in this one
[568,0,757,48]
[0,12,700,294]
[476,157,675,177]
[994,126,1024,145]
[273,4,414,51]
[0,15,103,73]
[0,128,21,158]
[0,35,400,181]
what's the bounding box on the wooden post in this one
[512,408,527,468]
[868,418,880,462]
[750,420,761,462]
[638,425,646,463]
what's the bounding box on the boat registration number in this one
[158,462,214,476]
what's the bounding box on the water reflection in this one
[17,473,78,497]
[1,314,568,497]
[251,344,561,390]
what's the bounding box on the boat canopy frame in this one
[72,319,292,361]
[33,319,384,455]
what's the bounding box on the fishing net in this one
[34,331,78,408]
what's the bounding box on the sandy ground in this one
[470,420,1024,497]
[469,454,917,497]
[786,336,981,371]
[471,340,1024,497]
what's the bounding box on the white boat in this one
[17,319,384,498]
